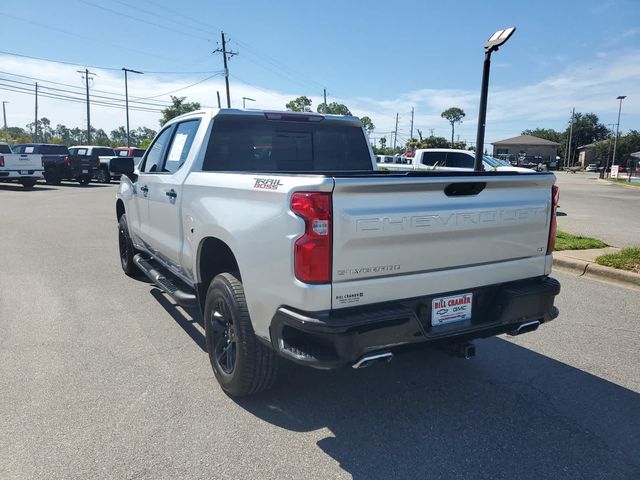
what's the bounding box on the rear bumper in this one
[270,276,560,369]
[0,170,44,179]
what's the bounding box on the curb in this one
[553,256,640,289]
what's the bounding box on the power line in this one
[0,84,163,113]
[131,73,223,100]
[0,50,221,75]
[0,76,172,108]
[78,0,211,42]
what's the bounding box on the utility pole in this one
[122,68,143,147]
[429,128,434,137]
[216,91,221,108]
[34,82,38,142]
[410,107,414,140]
[393,112,399,150]
[323,88,327,113]
[565,107,575,169]
[213,31,238,108]
[1,101,7,130]
[78,69,96,143]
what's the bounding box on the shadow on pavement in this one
[0,184,58,192]
[150,288,206,352]
[234,338,640,479]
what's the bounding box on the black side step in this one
[133,254,197,307]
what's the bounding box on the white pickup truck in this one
[0,142,44,188]
[114,109,560,396]
[380,148,532,173]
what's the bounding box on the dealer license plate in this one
[82,169,89,173]
[431,293,473,326]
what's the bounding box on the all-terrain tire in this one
[97,167,111,183]
[118,214,139,277]
[44,172,61,185]
[204,272,278,397]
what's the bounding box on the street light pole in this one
[474,27,516,171]
[1,101,7,129]
[242,97,255,109]
[604,123,616,178]
[122,68,144,147]
[611,95,626,175]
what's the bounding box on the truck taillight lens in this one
[291,192,332,284]
[64,156,72,167]
[0,156,4,167]
[547,185,559,254]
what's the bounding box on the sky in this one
[0,0,639,148]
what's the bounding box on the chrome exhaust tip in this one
[508,320,541,336]
[352,352,393,369]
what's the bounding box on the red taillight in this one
[0,155,4,167]
[291,192,332,284]
[64,156,71,167]
[547,185,559,254]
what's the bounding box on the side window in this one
[445,152,473,168]
[420,152,445,166]
[162,119,200,174]
[141,126,174,173]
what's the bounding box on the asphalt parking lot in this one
[1,181,639,480]
[555,172,640,247]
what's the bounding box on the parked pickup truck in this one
[380,148,532,173]
[70,145,134,183]
[114,109,561,396]
[13,143,97,185]
[0,142,44,188]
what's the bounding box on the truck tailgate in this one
[331,174,555,309]
[5,154,42,171]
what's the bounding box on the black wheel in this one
[78,175,91,185]
[118,214,139,277]
[20,178,37,189]
[97,167,111,183]
[204,272,278,397]
[44,172,61,185]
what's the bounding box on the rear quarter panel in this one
[183,172,335,340]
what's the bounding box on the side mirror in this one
[109,157,135,176]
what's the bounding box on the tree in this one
[564,112,608,165]
[317,102,351,115]
[418,135,450,149]
[160,96,201,126]
[441,107,466,146]
[285,96,312,112]
[379,137,387,149]
[521,128,563,144]
[360,116,375,134]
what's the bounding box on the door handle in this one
[140,185,149,193]
[165,189,177,199]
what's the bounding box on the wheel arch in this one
[196,236,240,314]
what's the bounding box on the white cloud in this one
[1,50,638,147]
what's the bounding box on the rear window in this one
[39,145,69,155]
[69,148,87,156]
[0,144,12,154]
[202,115,372,172]
[93,147,116,156]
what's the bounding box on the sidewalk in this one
[554,247,640,289]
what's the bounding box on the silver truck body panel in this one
[117,108,556,343]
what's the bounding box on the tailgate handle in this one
[444,182,486,197]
